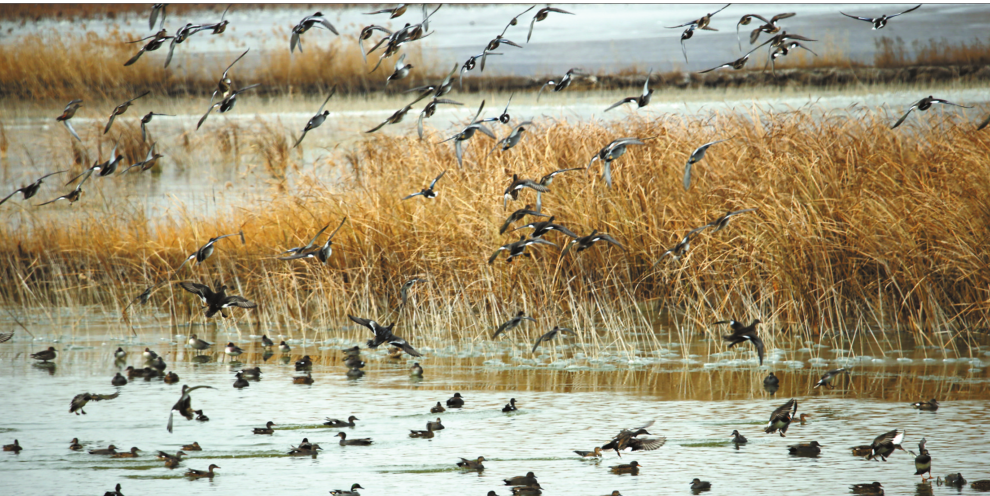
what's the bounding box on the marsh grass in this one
[2,106,989,358]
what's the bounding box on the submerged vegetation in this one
[1,109,989,354]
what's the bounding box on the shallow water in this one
[1,327,989,495]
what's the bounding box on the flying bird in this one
[492,311,537,339]
[459,52,502,87]
[714,319,765,365]
[561,230,624,256]
[103,91,150,134]
[1,171,67,206]
[385,53,415,87]
[650,225,710,267]
[737,13,795,48]
[366,92,430,133]
[417,97,463,140]
[358,25,393,63]
[704,208,757,232]
[407,62,459,99]
[765,398,798,436]
[532,326,575,353]
[364,4,407,18]
[399,278,422,307]
[38,170,92,206]
[278,217,347,263]
[489,121,534,155]
[537,68,586,101]
[139,111,172,142]
[178,282,257,318]
[293,87,336,148]
[290,12,339,53]
[499,204,549,234]
[121,142,164,174]
[402,170,447,200]
[124,29,173,66]
[55,99,83,141]
[588,137,650,187]
[841,5,921,30]
[511,215,579,239]
[604,70,653,112]
[70,392,120,415]
[348,315,422,357]
[196,83,262,130]
[527,5,575,43]
[211,48,250,104]
[865,429,906,461]
[890,96,972,129]
[488,235,557,264]
[174,232,244,272]
[666,4,731,30]
[683,138,732,190]
[440,100,497,168]
[601,420,666,457]
[814,368,849,389]
[502,174,549,208]
[167,384,215,433]
[698,53,752,73]
[149,4,167,30]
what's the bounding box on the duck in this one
[911,441,932,481]
[427,418,444,431]
[971,480,990,490]
[210,48,249,104]
[737,13,795,48]
[814,368,849,389]
[177,281,256,319]
[431,402,446,413]
[402,170,446,201]
[346,367,365,379]
[850,482,884,494]
[103,483,123,496]
[532,326,576,354]
[765,398,798,436]
[587,137,651,188]
[288,443,322,456]
[512,488,542,496]
[912,399,940,411]
[253,421,276,435]
[111,447,142,458]
[102,91,150,134]
[505,472,538,486]
[157,450,187,462]
[788,441,822,456]
[329,483,364,496]
[493,311,538,339]
[763,372,779,387]
[143,348,159,360]
[385,53,414,87]
[841,4,920,30]
[574,447,603,458]
[194,410,209,422]
[690,478,712,491]
[489,121,534,155]
[527,6,573,42]
[295,355,313,370]
[70,392,120,415]
[456,456,485,470]
[292,88,336,149]
[224,342,244,357]
[30,346,57,363]
[447,392,465,408]
[683,138,732,190]
[417,97,464,140]
[260,335,274,348]
[366,92,431,133]
[730,430,748,444]
[410,363,424,377]
[714,319,765,365]
[349,315,422,357]
[409,424,435,439]
[337,432,373,446]
[499,206,549,235]
[293,372,314,385]
[866,429,905,461]
[113,347,127,359]
[799,413,811,424]
[196,84,263,130]
[239,367,262,379]
[181,442,201,451]
[55,100,83,141]
[891,96,972,129]
[1,171,68,206]
[187,334,212,350]
[609,461,641,474]
[604,70,653,112]
[233,372,249,389]
[510,215,581,239]
[850,445,873,456]
[138,111,172,142]
[488,236,557,264]
[502,174,549,208]
[601,420,666,456]
[185,464,220,478]
[163,371,180,384]
[289,12,338,53]
[150,356,167,371]
[502,398,518,412]
[89,444,118,455]
[943,474,966,487]
[279,341,291,353]
[36,172,89,206]
[3,439,22,452]
[324,416,359,428]
[561,230,624,257]
[537,68,586,101]
[142,367,163,380]
[112,372,128,386]
[439,100,498,168]
[69,438,83,450]
[125,366,146,379]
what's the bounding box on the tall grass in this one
[2,108,988,355]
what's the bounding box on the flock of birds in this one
[3,3,990,495]
[6,338,989,495]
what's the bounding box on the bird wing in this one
[889,4,921,18]
[890,103,919,129]
[978,113,990,131]
[872,429,900,446]
[527,14,538,43]
[0,331,12,343]
[92,392,120,402]
[751,334,765,365]
[197,103,220,130]
[630,436,667,451]
[63,120,82,141]
[390,337,422,357]
[366,119,389,133]
[604,97,638,113]
[931,98,972,109]
[488,247,506,265]
[0,188,23,205]
[593,233,624,249]
[223,295,256,309]
[770,399,797,421]
[222,48,250,79]
[348,315,375,331]
[402,191,425,200]
[666,20,696,28]
[417,109,427,140]
[429,170,446,189]
[840,12,875,22]
[316,86,337,114]
[683,157,694,190]
[537,80,555,101]
[532,332,550,353]
[454,139,464,168]
[178,281,214,300]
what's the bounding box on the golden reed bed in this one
[1,109,988,353]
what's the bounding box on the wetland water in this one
[1,328,988,495]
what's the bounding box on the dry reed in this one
[2,107,989,357]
